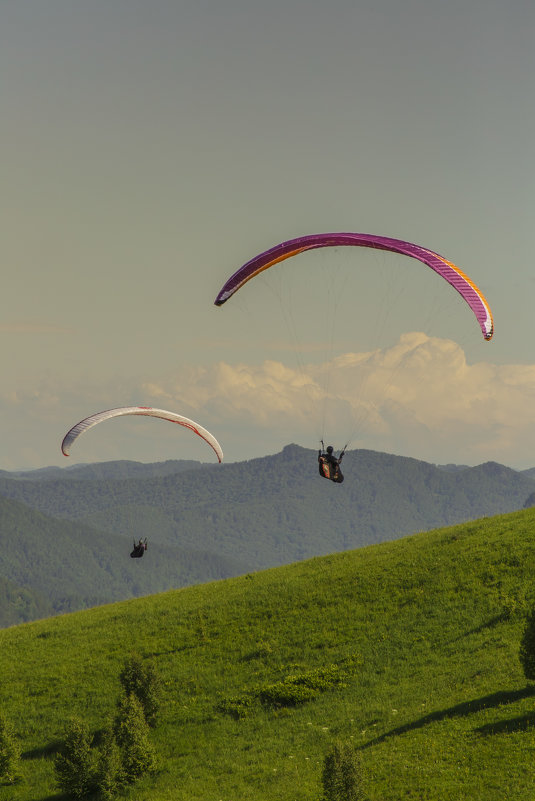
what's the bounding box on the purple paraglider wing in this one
[214,232,493,341]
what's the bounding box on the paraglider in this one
[130,538,148,559]
[318,442,345,484]
[61,407,223,558]
[215,232,494,481]
[61,406,224,463]
[214,232,494,341]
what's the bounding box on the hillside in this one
[1,446,534,573]
[0,496,247,625]
[1,507,535,800]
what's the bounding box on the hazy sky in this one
[2,0,534,470]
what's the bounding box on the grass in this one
[1,507,535,799]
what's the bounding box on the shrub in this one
[322,741,367,801]
[259,664,346,708]
[217,695,256,719]
[217,661,357,716]
[0,712,20,783]
[119,653,161,727]
[94,725,125,800]
[259,680,318,707]
[114,694,156,783]
[53,717,95,798]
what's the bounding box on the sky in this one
[2,0,534,470]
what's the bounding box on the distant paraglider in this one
[61,406,224,463]
[130,538,148,558]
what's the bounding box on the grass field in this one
[1,507,535,800]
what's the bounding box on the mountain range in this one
[1,444,534,627]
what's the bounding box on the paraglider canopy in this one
[61,406,224,463]
[214,232,493,341]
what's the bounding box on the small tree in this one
[54,717,95,798]
[519,607,535,679]
[322,741,367,801]
[0,712,20,783]
[114,694,156,783]
[94,725,125,800]
[119,653,161,727]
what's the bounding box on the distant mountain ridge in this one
[1,445,534,627]
[1,457,208,482]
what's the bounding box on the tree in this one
[119,653,161,727]
[94,725,125,800]
[114,694,156,783]
[54,717,95,798]
[519,607,535,679]
[0,712,20,783]
[322,741,367,801]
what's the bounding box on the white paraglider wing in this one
[61,406,223,462]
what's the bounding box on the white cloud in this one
[139,332,535,466]
[1,333,535,469]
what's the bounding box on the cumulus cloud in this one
[2,333,535,469]
[139,332,535,466]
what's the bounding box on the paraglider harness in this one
[130,538,148,559]
[318,440,346,484]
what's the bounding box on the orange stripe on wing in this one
[233,247,311,293]
[431,253,494,340]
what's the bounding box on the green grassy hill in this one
[1,508,535,800]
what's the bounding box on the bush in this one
[259,664,346,708]
[217,695,256,719]
[322,741,367,801]
[218,662,356,716]
[119,653,161,727]
[54,717,95,798]
[259,680,318,707]
[94,725,125,800]
[0,712,20,783]
[114,694,156,783]
[520,608,535,680]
